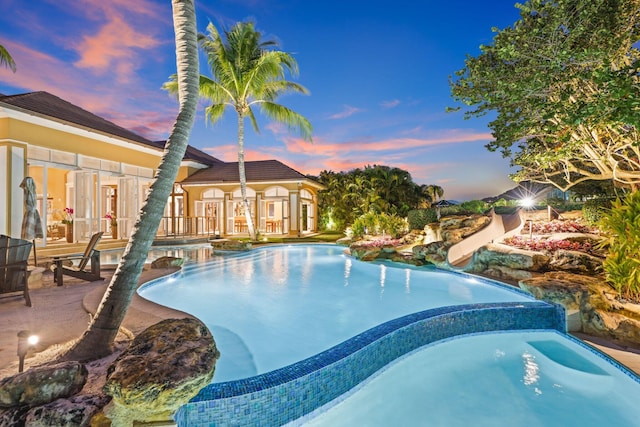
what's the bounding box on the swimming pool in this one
[139,244,535,381]
[300,331,640,426]
[136,244,640,426]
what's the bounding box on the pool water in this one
[100,243,213,266]
[136,244,640,426]
[300,331,640,427]
[138,244,532,382]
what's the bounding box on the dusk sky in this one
[0,0,524,201]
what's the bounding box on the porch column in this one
[0,143,27,236]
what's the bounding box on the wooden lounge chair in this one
[52,232,104,286]
[0,235,33,306]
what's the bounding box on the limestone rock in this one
[519,272,640,347]
[210,239,252,251]
[440,214,490,244]
[483,265,533,282]
[0,361,87,408]
[348,244,381,261]
[548,250,603,274]
[104,318,219,424]
[412,241,450,266]
[465,243,550,273]
[335,236,352,246]
[150,256,184,269]
[24,393,110,427]
[0,405,29,426]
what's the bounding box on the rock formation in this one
[103,317,219,425]
[0,361,87,408]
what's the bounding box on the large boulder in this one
[150,256,184,269]
[440,214,490,244]
[519,272,640,347]
[0,361,87,408]
[104,318,219,425]
[548,249,603,275]
[412,241,451,266]
[464,243,550,274]
[210,239,251,251]
[25,393,110,427]
[349,244,382,261]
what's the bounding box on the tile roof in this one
[180,159,313,183]
[0,91,223,166]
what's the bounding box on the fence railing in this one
[156,216,221,238]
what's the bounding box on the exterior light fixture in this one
[17,330,39,373]
[520,197,534,208]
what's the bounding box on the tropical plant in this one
[0,43,16,72]
[61,0,199,361]
[407,209,438,230]
[314,166,428,231]
[459,200,488,214]
[164,21,312,240]
[449,0,640,191]
[582,198,614,225]
[351,212,407,239]
[598,191,640,301]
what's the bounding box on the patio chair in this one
[52,232,104,286]
[0,235,33,306]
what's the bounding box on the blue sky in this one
[0,0,523,201]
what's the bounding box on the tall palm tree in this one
[164,21,312,240]
[0,44,16,72]
[61,0,199,361]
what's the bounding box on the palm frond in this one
[0,45,16,72]
[205,103,226,125]
[259,101,313,142]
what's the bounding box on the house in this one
[0,91,322,246]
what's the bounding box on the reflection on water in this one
[100,244,213,265]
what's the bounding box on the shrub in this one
[351,212,408,238]
[582,198,612,225]
[407,209,438,230]
[599,192,640,301]
[459,200,489,214]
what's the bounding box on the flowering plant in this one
[62,207,74,225]
[105,213,117,226]
[503,236,594,254]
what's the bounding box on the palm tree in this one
[164,21,312,240]
[423,184,444,206]
[61,0,199,361]
[0,44,16,72]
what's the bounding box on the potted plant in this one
[105,213,117,239]
[62,207,74,242]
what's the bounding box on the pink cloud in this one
[328,105,365,120]
[70,0,166,83]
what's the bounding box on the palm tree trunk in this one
[238,112,257,240]
[59,0,199,362]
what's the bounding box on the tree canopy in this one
[449,0,640,191]
[313,165,433,230]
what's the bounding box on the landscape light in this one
[17,330,39,373]
[520,197,535,208]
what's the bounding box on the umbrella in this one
[433,199,454,207]
[20,177,43,266]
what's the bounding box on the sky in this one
[0,0,525,201]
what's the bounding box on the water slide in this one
[446,208,524,268]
